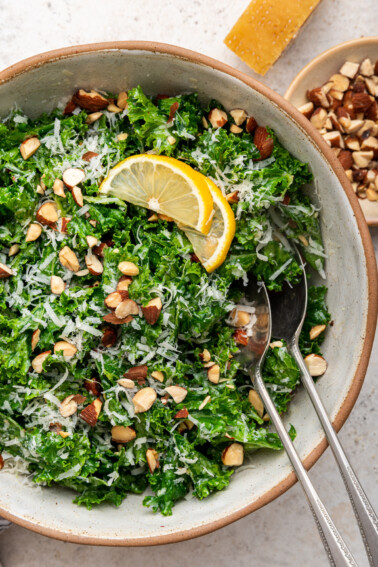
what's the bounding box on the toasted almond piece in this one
[20,137,40,160]
[115,298,139,319]
[199,349,211,362]
[146,448,159,473]
[203,360,216,368]
[329,88,344,101]
[117,91,128,110]
[358,119,378,138]
[102,313,133,325]
[222,443,244,466]
[36,202,58,227]
[245,116,257,133]
[148,213,159,222]
[86,111,103,125]
[309,324,327,340]
[86,235,98,248]
[80,398,102,426]
[339,61,359,79]
[229,309,251,327]
[116,275,132,292]
[298,102,314,119]
[54,340,78,357]
[25,223,42,242]
[226,190,239,204]
[85,253,103,276]
[321,81,334,94]
[31,351,51,373]
[84,379,102,396]
[104,290,128,309]
[151,370,164,383]
[124,365,148,382]
[117,378,135,389]
[174,408,189,419]
[342,119,364,134]
[142,297,162,325]
[107,103,121,113]
[365,77,377,96]
[304,353,328,377]
[62,168,85,189]
[198,395,211,411]
[208,108,228,129]
[82,151,99,161]
[310,107,328,130]
[360,58,374,77]
[31,329,40,352]
[207,364,220,384]
[298,234,309,247]
[345,136,360,151]
[230,124,243,134]
[118,261,139,276]
[72,186,84,207]
[8,244,20,257]
[230,108,247,125]
[167,136,176,145]
[270,340,283,348]
[361,136,378,153]
[307,87,329,108]
[248,389,264,417]
[50,275,65,295]
[73,89,108,111]
[329,73,350,92]
[59,395,78,418]
[59,431,70,439]
[53,179,66,198]
[59,246,80,272]
[202,116,209,128]
[75,269,89,276]
[338,150,353,170]
[132,387,157,413]
[111,425,136,443]
[101,327,117,348]
[158,213,174,222]
[353,151,374,168]
[322,131,344,148]
[165,385,187,404]
[366,188,378,201]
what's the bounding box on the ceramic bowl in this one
[285,37,378,226]
[0,42,376,546]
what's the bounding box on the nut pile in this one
[298,57,378,201]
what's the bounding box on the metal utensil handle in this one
[290,341,378,567]
[254,365,358,567]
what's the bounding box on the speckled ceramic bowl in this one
[285,37,378,225]
[0,42,376,546]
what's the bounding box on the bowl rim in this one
[284,36,378,226]
[0,41,377,547]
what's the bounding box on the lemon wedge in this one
[99,154,213,234]
[183,177,236,273]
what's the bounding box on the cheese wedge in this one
[224,0,321,75]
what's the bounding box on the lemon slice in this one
[99,154,213,234]
[183,177,236,273]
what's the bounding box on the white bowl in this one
[0,42,376,546]
[285,37,378,226]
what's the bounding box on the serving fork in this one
[237,274,359,567]
[268,250,378,566]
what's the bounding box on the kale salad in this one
[0,86,330,515]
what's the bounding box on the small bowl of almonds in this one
[285,37,378,225]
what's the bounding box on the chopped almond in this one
[25,223,42,242]
[132,387,157,413]
[20,137,40,160]
[50,275,65,295]
[222,443,244,466]
[165,386,187,404]
[118,261,139,276]
[111,425,136,443]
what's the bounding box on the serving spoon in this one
[268,249,378,567]
[236,275,358,567]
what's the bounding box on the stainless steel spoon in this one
[268,249,378,567]
[236,276,358,567]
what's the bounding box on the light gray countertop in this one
[0,1,377,565]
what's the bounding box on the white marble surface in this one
[0,0,377,565]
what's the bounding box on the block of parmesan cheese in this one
[224,0,321,75]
